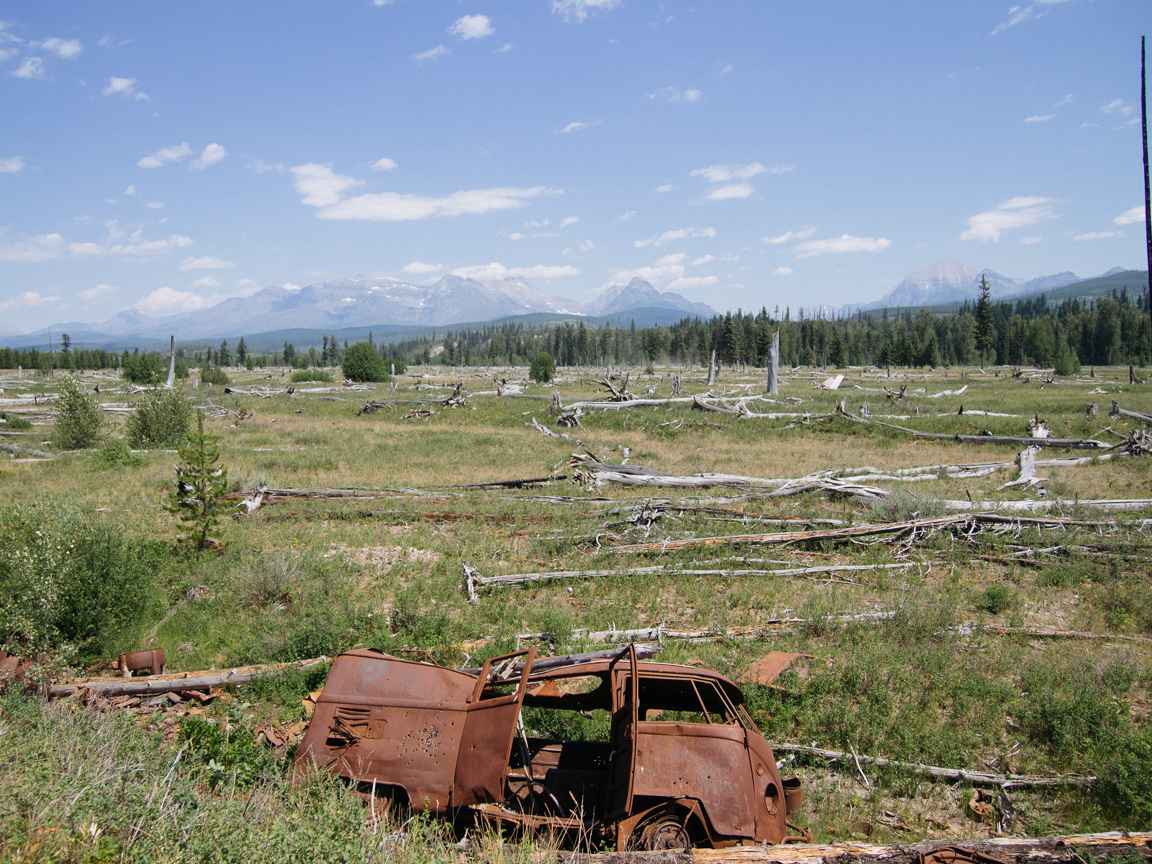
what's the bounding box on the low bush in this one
[94,436,142,468]
[179,713,279,789]
[52,375,102,450]
[529,350,556,383]
[289,369,334,383]
[977,583,1014,615]
[341,342,387,383]
[200,366,230,386]
[121,352,167,385]
[127,388,193,449]
[0,505,162,662]
[0,412,33,430]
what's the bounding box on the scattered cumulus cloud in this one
[635,226,717,249]
[413,44,449,62]
[69,231,193,258]
[192,276,221,289]
[138,142,193,169]
[451,262,579,281]
[559,216,580,229]
[0,156,25,174]
[253,160,287,175]
[690,162,769,183]
[608,253,690,290]
[991,0,1073,36]
[402,260,443,275]
[180,256,235,271]
[135,286,211,316]
[764,227,816,245]
[290,163,365,207]
[707,183,753,201]
[12,57,45,79]
[961,195,1054,242]
[668,275,719,290]
[1114,206,1145,226]
[79,283,117,301]
[102,76,147,100]
[0,232,66,262]
[0,290,57,311]
[450,14,494,40]
[794,234,891,258]
[558,119,599,134]
[371,157,398,172]
[35,37,82,59]
[1072,231,1121,241]
[1101,98,1134,117]
[553,0,622,23]
[191,143,227,170]
[1024,114,1054,124]
[616,209,638,222]
[649,86,702,103]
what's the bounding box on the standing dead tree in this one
[767,330,780,395]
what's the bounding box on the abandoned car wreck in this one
[294,645,804,851]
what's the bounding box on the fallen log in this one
[48,657,330,699]
[768,743,1094,788]
[842,413,1108,450]
[610,513,1131,554]
[1110,401,1152,424]
[463,562,913,600]
[0,441,53,459]
[925,383,969,398]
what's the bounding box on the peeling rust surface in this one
[294,644,801,851]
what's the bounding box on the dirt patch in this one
[326,544,442,573]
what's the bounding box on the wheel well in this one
[630,798,714,848]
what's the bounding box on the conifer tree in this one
[166,412,229,551]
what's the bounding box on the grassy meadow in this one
[1,361,1150,861]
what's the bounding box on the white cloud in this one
[0,290,57,311]
[450,14,494,40]
[0,156,25,174]
[794,234,891,258]
[1072,230,1122,241]
[654,184,675,193]
[558,119,599,134]
[690,162,767,183]
[402,260,443,275]
[650,86,702,103]
[191,143,227,170]
[1054,93,1074,108]
[36,37,82,59]
[372,0,395,6]
[764,227,816,245]
[314,185,563,222]
[0,232,65,262]
[616,209,638,222]
[79,283,117,301]
[135,286,211,316]
[180,256,235,271]
[138,142,193,169]
[559,216,580,229]
[451,261,579,281]
[552,0,621,23]
[1114,206,1145,226]
[192,276,220,289]
[635,226,717,249]
[69,231,193,258]
[102,76,147,100]
[12,57,44,79]
[290,163,365,207]
[1024,113,1055,123]
[707,183,754,201]
[371,157,398,172]
[691,254,716,266]
[961,195,1054,242]
[253,160,287,175]
[668,275,719,290]
[1101,98,1134,117]
[145,201,164,209]
[413,44,449,62]
[773,266,794,276]
[991,0,1073,36]
[608,253,688,289]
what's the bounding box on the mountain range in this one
[7,276,715,347]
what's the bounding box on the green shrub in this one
[978,583,1014,615]
[200,366,230,386]
[127,389,192,449]
[121,352,166,385]
[1094,723,1152,826]
[289,369,334,383]
[94,436,142,468]
[529,350,555,383]
[179,713,278,789]
[0,413,33,430]
[341,342,387,383]
[51,375,102,450]
[0,505,161,661]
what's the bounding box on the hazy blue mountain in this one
[589,277,714,317]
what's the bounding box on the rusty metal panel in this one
[118,649,165,676]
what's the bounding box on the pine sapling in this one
[166,412,229,551]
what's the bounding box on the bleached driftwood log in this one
[1110,401,1152,424]
[925,383,969,398]
[999,446,1044,491]
[48,657,330,698]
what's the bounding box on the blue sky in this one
[0,0,1148,331]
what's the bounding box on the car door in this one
[608,644,639,817]
[452,648,537,806]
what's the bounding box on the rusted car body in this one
[118,648,166,677]
[295,645,802,850]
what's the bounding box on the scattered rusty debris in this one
[118,648,166,677]
[294,644,803,851]
[739,652,809,687]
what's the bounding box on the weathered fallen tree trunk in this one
[463,562,913,600]
[611,513,1131,554]
[924,383,969,398]
[564,394,790,412]
[1110,401,1152,424]
[847,414,1108,450]
[0,441,53,459]
[560,831,1152,864]
[939,497,1152,513]
[769,743,1094,788]
[48,657,330,698]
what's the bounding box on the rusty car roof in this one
[526,659,746,701]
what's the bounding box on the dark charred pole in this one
[1143,35,1152,346]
